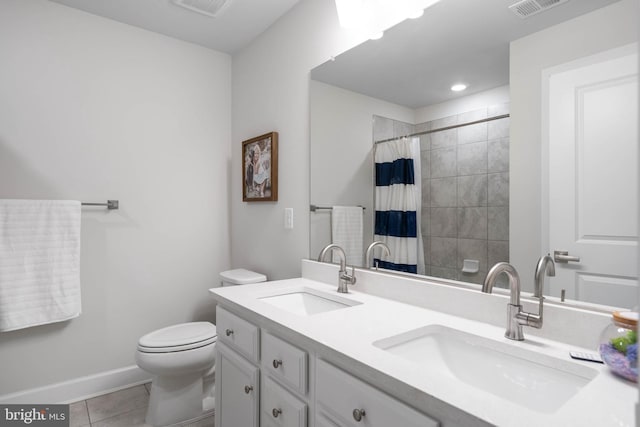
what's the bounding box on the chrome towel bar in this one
[310,204,365,212]
[81,200,119,210]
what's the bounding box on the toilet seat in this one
[138,322,217,353]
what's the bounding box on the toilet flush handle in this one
[225,328,234,337]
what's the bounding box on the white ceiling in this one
[48,0,301,53]
[311,0,621,108]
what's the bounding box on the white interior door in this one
[546,44,638,308]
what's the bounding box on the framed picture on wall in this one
[242,132,278,202]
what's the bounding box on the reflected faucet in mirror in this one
[318,244,357,293]
[482,262,544,341]
[365,241,391,270]
[534,254,556,298]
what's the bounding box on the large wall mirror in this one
[309,0,638,309]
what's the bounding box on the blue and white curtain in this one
[374,137,425,274]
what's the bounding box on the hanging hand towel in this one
[0,200,82,332]
[331,206,363,267]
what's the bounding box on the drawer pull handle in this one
[272,408,282,418]
[244,385,253,394]
[272,359,283,368]
[352,409,366,422]
[225,329,234,337]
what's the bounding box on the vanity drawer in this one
[261,330,308,394]
[316,359,439,427]
[216,306,260,363]
[261,375,307,427]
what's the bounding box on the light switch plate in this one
[284,208,294,229]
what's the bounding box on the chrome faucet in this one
[482,262,544,341]
[533,253,555,298]
[318,244,356,293]
[364,241,390,270]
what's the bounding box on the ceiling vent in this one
[171,0,234,18]
[508,0,570,19]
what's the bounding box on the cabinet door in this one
[215,343,259,427]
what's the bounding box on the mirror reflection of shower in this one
[373,101,510,286]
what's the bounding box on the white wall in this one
[510,0,638,278]
[414,85,510,123]
[309,80,415,263]
[231,0,365,280]
[0,0,231,395]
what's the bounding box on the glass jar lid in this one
[612,311,638,329]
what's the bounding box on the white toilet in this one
[136,269,267,426]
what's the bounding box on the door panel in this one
[547,45,638,307]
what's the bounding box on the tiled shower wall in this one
[373,104,510,285]
[420,105,510,284]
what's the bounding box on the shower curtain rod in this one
[374,113,510,144]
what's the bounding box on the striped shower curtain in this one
[374,137,425,274]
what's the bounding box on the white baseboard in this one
[0,365,152,404]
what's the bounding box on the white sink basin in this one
[373,325,597,413]
[259,287,362,316]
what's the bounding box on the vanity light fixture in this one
[451,83,467,92]
[334,0,439,39]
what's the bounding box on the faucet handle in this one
[348,266,357,284]
[340,266,357,284]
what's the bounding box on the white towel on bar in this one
[0,200,82,332]
[331,206,363,267]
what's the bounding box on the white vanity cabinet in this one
[215,307,261,427]
[260,330,309,427]
[316,359,440,427]
[215,304,440,427]
[215,342,260,427]
[216,306,310,427]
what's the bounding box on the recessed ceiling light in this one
[408,9,424,19]
[370,32,384,40]
[451,84,467,92]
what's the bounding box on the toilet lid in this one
[220,269,267,285]
[138,322,217,353]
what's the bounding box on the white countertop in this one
[209,277,637,427]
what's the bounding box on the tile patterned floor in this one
[69,384,214,427]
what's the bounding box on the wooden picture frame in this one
[242,132,278,202]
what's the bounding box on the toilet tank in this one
[219,269,267,287]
